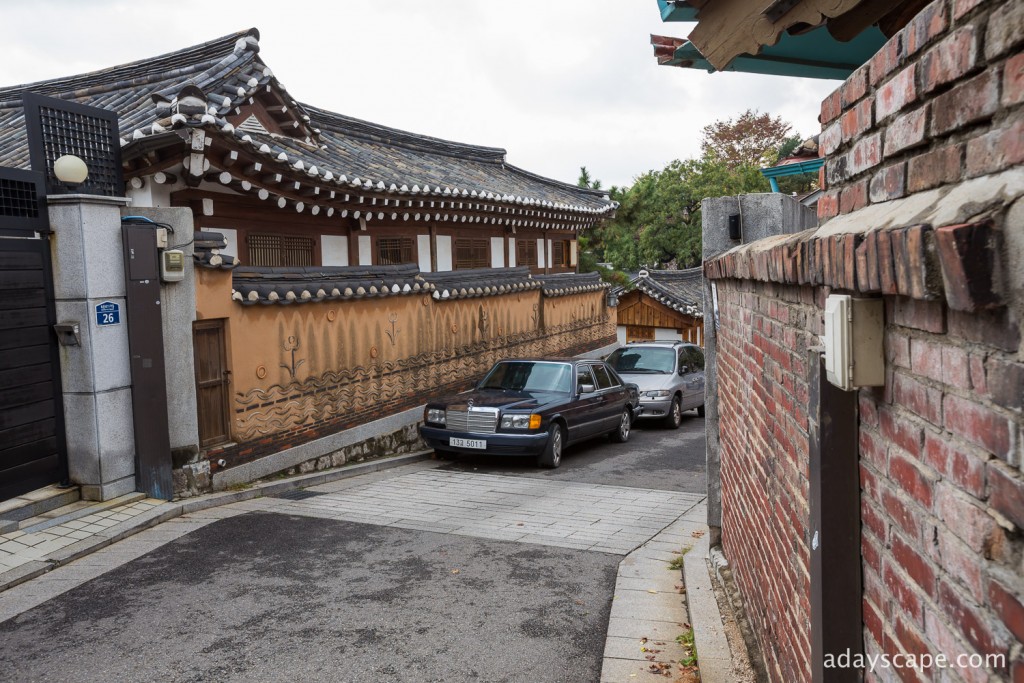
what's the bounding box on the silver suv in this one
[606,341,706,428]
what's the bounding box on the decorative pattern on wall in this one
[232,313,612,443]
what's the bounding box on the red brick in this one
[883,556,925,624]
[966,119,1024,178]
[921,25,978,93]
[860,430,884,473]
[907,143,963,193]
[940,345,970,389]
[988,577,1024,644]
[883,486,921,539]
[841,65,869,107]
[893,372,942,425]
[986,358,1024,410]
[863,595,885,648]
[840,97,874,143]
[862,497,887,542]
[884,107,928,158]
[905,0,950,56]
[849,133,882,176]
[870,34,904,86]
[953,0,984,20]
[877,64,918,121]
[839,179,869,214]
[939,580,1009,656]
[870,162,907,203]
[989,462,1024,530]
[817,189,840,222]
[931,70,1000,136]
[969,353,987,393]
[943,393,1012,459]
[1005,53,1024,107]
[910,338,943,383]
[889,449,936,507]
[820,120,842,156]
[925,611,991,683]
[933,527,985,602]
[936,483,1001,553]
[821,88,843,125]
[893,297,946,334]
[923,432,986,498]
[985,0,1024,60]
[860,394,880,427]
[1014,656,1024,683]
[880,407,924,457]
[891,533,936,596]
[948,308,1021,353]
[886,326,912,366]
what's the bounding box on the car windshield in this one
[479,361,572,394]
[607,347,675,374]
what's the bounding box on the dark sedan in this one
[419,358,638,468]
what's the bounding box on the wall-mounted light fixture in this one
[53,154,89,185]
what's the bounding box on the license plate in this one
[450,437,486,449]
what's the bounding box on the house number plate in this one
[450,437,486,449]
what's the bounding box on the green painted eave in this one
[662,24,887,80]
[761,158,825,178]
[658,0,699,22]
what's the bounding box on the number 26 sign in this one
[95,301,121,326]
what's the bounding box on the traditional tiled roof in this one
[226,264,609,305]
[427,267,540,300]
[231,264,432,305]
[194,231,239,270]
[538,272,608,297]
[0,29,614,229]
[629,268,704,318]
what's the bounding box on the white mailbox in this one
[823,294,885,391]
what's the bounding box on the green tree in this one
[599,157,769,272]
[701,109,792,169]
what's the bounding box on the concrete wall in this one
[49,195,136,501]
[705,0,1024,679]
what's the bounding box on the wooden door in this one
[193,320,231,447]
[625,325,655,343]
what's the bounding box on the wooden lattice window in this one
[517,240,537,267]
[455,238,489,269]
[247,233,315,267]
[552,241,570,267]
[377,237,413,265]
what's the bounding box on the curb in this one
[682,533,733,681]
[0,451,432,594]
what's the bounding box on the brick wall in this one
[706,0,1023,680]
[715,279,820,682]
[817,0,1023,221]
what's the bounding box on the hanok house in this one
[615,268,704,345]
[0,28,618,500]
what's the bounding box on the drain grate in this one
[271,489,330,501]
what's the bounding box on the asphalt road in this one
[0,415,706,683]
[439,413,707,494]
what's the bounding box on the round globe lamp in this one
[53,155,89,184]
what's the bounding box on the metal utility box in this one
[823,295,884,391]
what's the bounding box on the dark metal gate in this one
[0,167,67,501]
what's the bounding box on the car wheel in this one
[609,408,631,443]
[663,396,683,429]
[538,423,564,468]
[697,404,706,418]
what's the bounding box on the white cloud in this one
[0,0,839,189]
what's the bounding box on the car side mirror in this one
[679,365,690,375]
[579,383,596,394]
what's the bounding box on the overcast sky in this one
[0,1,838,190]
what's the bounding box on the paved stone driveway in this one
[273,468,705,555]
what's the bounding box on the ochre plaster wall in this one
[194,273,616,468]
